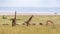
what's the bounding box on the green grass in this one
[0,15,60,34]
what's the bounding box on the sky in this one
[0,0,60,14]
[0,0,60,7]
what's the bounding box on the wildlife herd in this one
[2,11,54,27]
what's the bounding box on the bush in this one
[2,15,7,19]
[22,23,25,25]
[10,18,13,21]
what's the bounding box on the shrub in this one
[22,23,25,25]
[2,15,7,19]
[10,18,13,21]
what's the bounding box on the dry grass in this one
[0,15,60,34]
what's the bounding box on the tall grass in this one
[0,15,60,34]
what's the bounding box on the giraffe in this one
[12,11,16,26]
[25,15,33,26]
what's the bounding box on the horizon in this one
[0,10,59,15]
[0,7,60,13]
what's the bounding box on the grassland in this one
[0,15,60,34]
